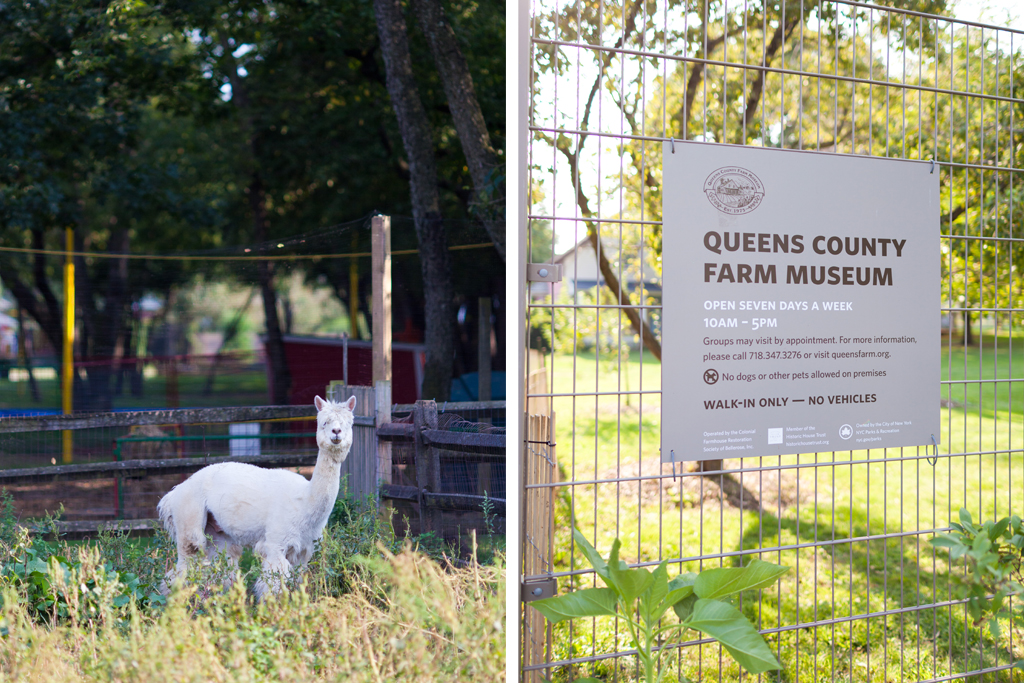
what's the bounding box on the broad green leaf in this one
[991,517,1011,541]
[686,599,782,674]
[930,534,964,549]
[531,587,618,623]
[665,573,697,611]
[673,593,698,622]
[694,560,789,600]
[639,562,670,624]
[572,529,611,583]
[607,540,653,603]
[668,573,697,592]
[969,533,992,560]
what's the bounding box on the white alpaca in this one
[157,395,356,599]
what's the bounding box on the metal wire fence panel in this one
[0,406,375,522]
[386,401,506,553]
[522,0,1024,680]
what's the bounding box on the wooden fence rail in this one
[380,399,505,536]
[0,399,504,537]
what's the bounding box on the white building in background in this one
[529,236,662,351]
[532,236,661,303]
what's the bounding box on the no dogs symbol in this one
[703,369,719,385]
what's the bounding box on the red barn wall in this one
[278,336,425,406]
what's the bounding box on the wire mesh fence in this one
[0,406,375,523]
[387,401,506,553]
[0,214,502,414]
[523,0,1024,680]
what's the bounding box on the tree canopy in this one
[0,0,504,407]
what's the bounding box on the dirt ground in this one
[599,458,811,513]
[5,465,317,522]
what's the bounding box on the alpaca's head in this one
[314,395,357,457]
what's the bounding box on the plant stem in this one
[621,612,652,681]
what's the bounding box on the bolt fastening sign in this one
[661,142,939,462]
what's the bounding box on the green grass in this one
[943,334,1024,420]
[0,367,270,411]
[0,495,505,682]
[540,346,1024,682]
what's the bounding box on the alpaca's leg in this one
[162,498,209,592]
[253,543,291,601]
[205,535,243,589]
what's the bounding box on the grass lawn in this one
[943,334,1024,419]
[537,344,1024,682]
[0,367,270,412]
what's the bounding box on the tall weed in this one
[0,548,504,682]
[0,488,505,681]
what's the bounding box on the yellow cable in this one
[0,242,494,261]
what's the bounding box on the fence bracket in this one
[527,263,563,283]
[521,577,557,603]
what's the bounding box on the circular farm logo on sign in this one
[704,167,765,215]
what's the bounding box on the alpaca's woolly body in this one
[157,395,356,598]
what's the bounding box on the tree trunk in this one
[80,227,131,411]
[411,0,504,260]
[374,0,454,400]
[218,31,292,406]
[15,305,39,402]
[250,175,292,405]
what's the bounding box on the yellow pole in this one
[62,228,74,463]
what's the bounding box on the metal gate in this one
[520,0,1024,680]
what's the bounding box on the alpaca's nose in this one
[332,428,341,435]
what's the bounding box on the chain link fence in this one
[522,0,1024,680]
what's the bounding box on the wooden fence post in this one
[372,214,392,384]
[372,214,392,498]
[413,399,439,533]
[375,380,392,490]
[327,383,376,500]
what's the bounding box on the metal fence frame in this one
[520,0,1024,680]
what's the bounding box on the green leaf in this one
[26,559,48,575]
[668,573,698,592]
[640,562,672,623]
[607,540,653,604]
[531,587,618,623]
[673,593,698,622]
[930,534,965,550]
[694,560,789,600]
[686,599,782,674]
[572,529,611,583]
[665,573,697,611]
[960,508,977,533]
[969,533,992,560]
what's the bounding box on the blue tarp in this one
[448,372,506,402]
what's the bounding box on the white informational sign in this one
[661,143,939,462]
[229,422,261,457]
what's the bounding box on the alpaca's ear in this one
[345,395,357,411]
[314,395,325,411]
